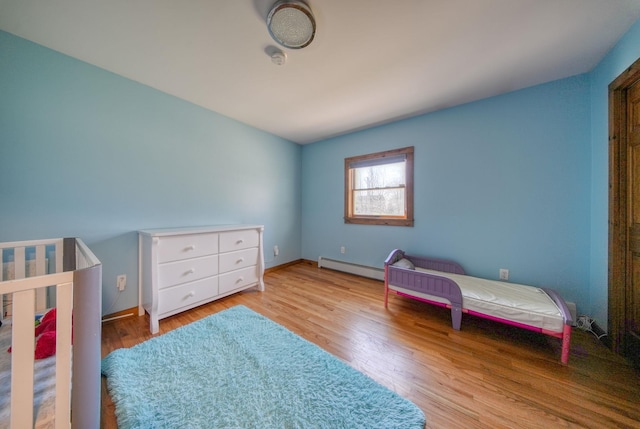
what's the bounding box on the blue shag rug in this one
[102,305,425,429]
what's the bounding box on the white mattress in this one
[389,268,564,333]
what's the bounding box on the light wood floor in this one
[101,261,640,429]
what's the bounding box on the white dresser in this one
[138,225,264,334]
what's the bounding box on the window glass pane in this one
[353,188,405,216]
[353,161,405,190]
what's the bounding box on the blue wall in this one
[588,18,640,328]
[302,76,592,312]
[0,31,302,315]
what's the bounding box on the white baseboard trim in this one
[317,257,384,281]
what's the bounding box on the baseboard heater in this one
[317,257,384,281]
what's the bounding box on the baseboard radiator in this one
[317,257,384,281]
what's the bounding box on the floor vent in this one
[317,257,384,281]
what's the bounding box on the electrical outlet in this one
[117,274,126,291]
[340,246,346,254]
[499,269,509,281]
[274,245,279,257]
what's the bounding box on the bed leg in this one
[561,324,571,365]
[451,304,462,331]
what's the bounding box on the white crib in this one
[0,238,101,429]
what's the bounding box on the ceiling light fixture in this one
[267,1,316,49]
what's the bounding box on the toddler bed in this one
[0,237,102,429]
[384,249,573,365]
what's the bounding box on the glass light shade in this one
[267,1,316,49]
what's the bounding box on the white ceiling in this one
[1,0,640,144]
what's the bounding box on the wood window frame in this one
[344,146,414,227]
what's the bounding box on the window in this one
[344,146,414,226]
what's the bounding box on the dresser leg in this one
[150,316,159,335]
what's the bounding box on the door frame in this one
[608,57,640,355]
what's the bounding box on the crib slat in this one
[35,245,46,276]
[55,241,63,274]
[14,247,25,279]
[55,281,73,429]
[11,288,36,429]
[35,245,47,311]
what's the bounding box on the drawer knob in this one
[185,245,196,251]
[237,258,244,263]
[237,239,244,244]
[187,291,195,298]
[186,268,195,275]
[237,277,244,283]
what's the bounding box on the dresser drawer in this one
[157,276,219,315]
[157,233,218,263]
[158,254,218,289]
[219,229,259,253]
[219,248,258,274]
[219,266,259,295]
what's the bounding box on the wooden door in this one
[626,80,640,363]
[609,57,640,368]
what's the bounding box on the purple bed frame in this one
[384,249,573,365]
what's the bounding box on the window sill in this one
[344,217,414,227]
